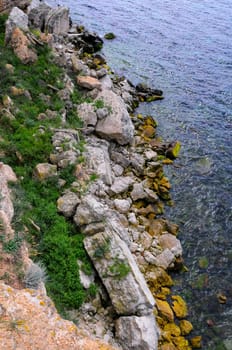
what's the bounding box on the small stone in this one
[57,192,80,218]
[171,295,188,319]
[128,212,137,225]
[77,75,102,90]
[111,176,134,194]
[96,107,109,120]
[144,150,157,161]
[114,199,131,214]
[179,320,193,335]
[5,64,14,73]
[159,234,182,257]
[190,336,202,348]
[34,163,57,181]
[2,95,13,107]
[10,86,24,96]
[217,293,227,304]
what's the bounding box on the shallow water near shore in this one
[49,0,232,348]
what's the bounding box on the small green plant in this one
[94,99,104,109]
[93,237,111,259]
[108,258,130,279]
[3,235,22,254]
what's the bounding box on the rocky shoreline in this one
[0,1,201,349]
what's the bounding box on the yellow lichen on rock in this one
[156,299,174,322]
[179,320,193,335]
[160,343,178,350]
[190,336,202,348]
[171,295,188,318]
[163,323,181,337]
[172,336,191,350]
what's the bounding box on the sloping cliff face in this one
[0,282,117,350]
[0,1,29,14]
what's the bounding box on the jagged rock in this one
[159,233,182,257]
[5,6,29,45]
[10,27,37,64]
[27,0,43,13]
[71,54,90,75]
[77,103,97,127]
[95,89,134,145]
[110,149,130,169]
[74,194,107,227]
[81,30,103,53]
[85,139,113,185]
[112,164,124,177]
[100,75,113,90]
[114,199,131,214]
[82,222,106,235]
[77,76,102,90]
[84,230,155,315]
[130,153,145,175]
[110,176,134,195]
[0,282,118,350]
[115,314,158,350]
[96,68,108,78]
[131,181,159,202]
[34,163,57,180]
[57,192,80,218]
[28,3,51,30]
[45,7,70,34]
[144,150,158,161]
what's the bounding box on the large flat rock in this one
[84,230,155,316]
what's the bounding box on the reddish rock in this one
[10,27,37,64]
[77,75,102,90]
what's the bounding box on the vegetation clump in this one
[0,15,95,312]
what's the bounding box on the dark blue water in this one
[49,0,232,348]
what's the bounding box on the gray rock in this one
[77,76,102,90]
[130,153,145,175]
[85,139,113,186]
[74,194,107,227]
[115,314,158,350]
[110,176,134,195]
[71,54,90,75]
[114,199,131,214]
[57,192,80,218]
[28,3,51,30]
[5,7,29,44]
[95,89,134,145]
[131,181,158,202]
[99,75,113,90]
[45,7,70,34]
[96,68,108,78]
[84,230,155,315]
[82,222,106,235]
[96,107,108,120]
[77,103,97,127]
[112,164,124,177]
[27,0,43,13]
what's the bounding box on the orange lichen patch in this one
[155,287,171,300]
[0,282,118,350]
[179,320,193,335]
[156,299,174,322]
[190,336,202,348]
[160,343,178,350]
[162,159,174,165]
[159,176,171,190]
[142,125,156,139]
[163,323,181,337]
[147,218,168,236]
[172,336,191,350]
[217,293,227,304]
[171,296,188,319]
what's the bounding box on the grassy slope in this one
[0,15,95,312]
